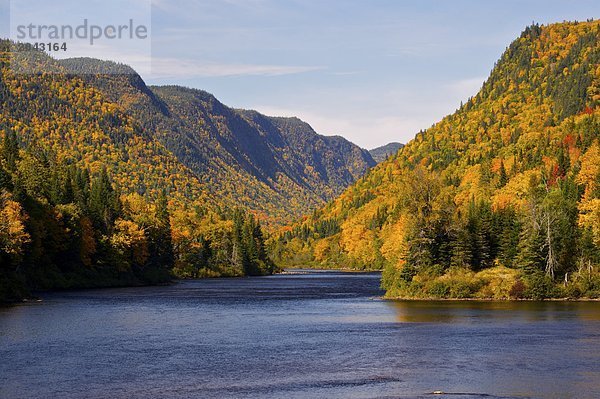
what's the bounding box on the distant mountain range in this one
[0,44,384,297]
[369,142,404,162]
[2,52,378,225]
[62,58,377,223]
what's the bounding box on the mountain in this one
[0,44,373,300]
[57,59,376,224]
[369,142,404,163]
[273,20,600,300]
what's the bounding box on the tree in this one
[88,167,120,232]
[149,189,174,269]
[0,191,30,266]
[110,219,149,271]
[498,160,508,188]
[1,129,19,172]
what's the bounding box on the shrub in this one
[509,280,526,299]
[560,283,582,299]
[524,271,555,299]
[427,280,450,298]
[448,280,477,298]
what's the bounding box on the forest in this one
[0,127,275,301]
[2,21,600,301]
[0,41,274,302]
[272,21,600,299]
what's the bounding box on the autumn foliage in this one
[274,21,600,299]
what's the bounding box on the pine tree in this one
[498,160,508,187]
[516,211,545,274]
[73,168,90,212]
[151,189,174,269]
[0,164,12,190]
[88,167,119,232]
[1,129,19,172]
[496,206,521,268]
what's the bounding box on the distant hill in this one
[369,142,404,163]
[58,59,376,224]
[274,20,600,300]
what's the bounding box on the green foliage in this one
[524,271,556,300]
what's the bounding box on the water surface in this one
[1,270,599,399]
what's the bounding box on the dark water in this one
[1,271,600,399]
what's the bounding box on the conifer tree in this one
[1,130,19,172]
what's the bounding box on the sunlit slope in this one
[274,21,600,298]
[56,58,376,224]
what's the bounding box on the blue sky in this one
[3,1,600,148]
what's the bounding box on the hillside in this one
[58,59,375,224]
[274,20,600,299]
[369,142,404,163]
[1,44,372,299]
[3,43,286,300]
[0,42,375,300]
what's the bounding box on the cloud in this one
[149,58,324,78]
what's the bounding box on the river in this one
[1,270,599,399]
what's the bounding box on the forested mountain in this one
[0,41,374,300]
[58,59,375,224]
[369,142,404,163]
[0,43,362,300]
[273,20,600,299]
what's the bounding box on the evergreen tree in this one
[496,206,521,267]
[1,129,19,172]
[0,164,11,190]
[150,189,175,269]
[88,167,120,232]
[498,160,508,188]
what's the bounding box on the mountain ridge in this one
[57,58,376,223]
[273,20,600,299]
[0,43,373,299]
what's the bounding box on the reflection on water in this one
[388,300,600,323]
[1,271,599,399]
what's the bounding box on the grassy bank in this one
[383,265,600,300]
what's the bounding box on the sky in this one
[2,0,600,148]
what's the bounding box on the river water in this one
[1,270,599,399]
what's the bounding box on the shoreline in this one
[383,296,600,302]
[278,267,382,273]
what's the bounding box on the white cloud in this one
[149,58,324,78]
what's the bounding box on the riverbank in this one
[384,296,600,302]
[0,267,173,305]
[277,268,381,274]
[382,265,600,301]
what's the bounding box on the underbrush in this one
[383,264,600,300]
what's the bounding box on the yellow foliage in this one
[0,192,30,256]
[313,236,336,263]
[110,219,149,268]
[454,165,488,208]
[339,220,377,264]
[578,199,600,246]
[576,141,600,200]
[379,214,411,264]
[492,170,540,211]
